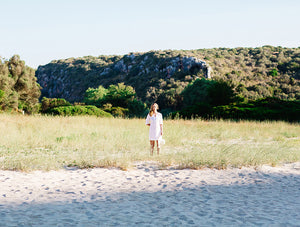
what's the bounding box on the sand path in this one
[1,162,300,226]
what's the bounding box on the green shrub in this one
[127,99,148,118]
[111,107,129,117]
[177,102,213,119]
[83,86,107,106]
[181,78,212,106]
[207,80,236,106]
[212,98,300,121]
[41,97,71,113]
[47,105,112,117]
[105,83,136,108]
[269,68,278,77]
[176,97,300,121]
[0,90,4,100]
[83,84,148,117]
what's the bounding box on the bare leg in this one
[157,140,160,155]
[150,141,154,156]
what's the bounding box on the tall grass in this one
[0,114,299,171]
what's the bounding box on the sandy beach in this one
[1,162,300,226]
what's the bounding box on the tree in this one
[83,86,107,106]
[127,99,148,117]
[83,83,148,117]
[181,78,212,107]
[157,89,183,110]
[41,97,71,113]
[0,55,41,113]
[105,83,136,107]
[207,80,236,106]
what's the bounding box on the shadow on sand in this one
[1,171,300,226]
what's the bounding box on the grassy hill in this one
[36,46,300,110]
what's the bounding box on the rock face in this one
[36,51,211,102]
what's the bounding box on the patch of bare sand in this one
[0,162,299,226]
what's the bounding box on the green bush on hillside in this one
[0,90,4,102]
[181,78,212,107]
[83,83,148,117]
[176,97,300,121]
[83,86,107,106]
[269,68,278,77]
[181,78,237,107]
[41,97,71,113]
[111,107,129,118]
[105,83,136,108]
[47,105,112,117]
[127,99,148,118]
[207,80,236,106]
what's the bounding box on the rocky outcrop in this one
[36,51,211,102]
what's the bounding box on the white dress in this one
[145,112,163,141]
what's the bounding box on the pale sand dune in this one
[0,162,300,226]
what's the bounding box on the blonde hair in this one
[149,103,159,116]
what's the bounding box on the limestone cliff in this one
[36,46,300,104]
[36,51,211,103]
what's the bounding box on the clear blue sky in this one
[1,0,300,68]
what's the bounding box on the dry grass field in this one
[0,114,299,171]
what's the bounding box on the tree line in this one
[39,79,299,122]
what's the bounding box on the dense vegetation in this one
[41,97,113,117]
[1,46,300,120]
[83,83,147,117]
[0,55,41,113]
[36,46,300,105]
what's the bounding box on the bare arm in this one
[160,113,163,136]
[145,114,150,126]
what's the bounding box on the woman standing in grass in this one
[146,103,163,155]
